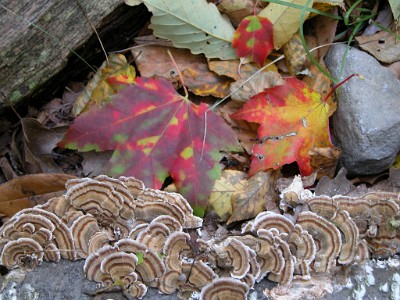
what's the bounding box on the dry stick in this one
[75,0,108,63]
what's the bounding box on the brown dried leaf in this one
[217,0,259,26]
[131,45,232,97]
[0,173,76,217]
[356,31,400,63]
[208,59,277,81]
[305,13,339,62]
[21,118,67,174]
[217,100,258,154]
[309,146,341,179]
[228,170,280,224]
[230,71,284,101]
[283,34,310,75]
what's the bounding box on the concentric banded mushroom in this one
[163,232,191,272]
[65,178,124,219]
[70,214,101,258]
[297,212,341,273]
[213,237,250,279]
[200,278,249,300]
[115,239,165,286]
[0,238,44,270]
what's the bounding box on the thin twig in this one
[75,0,108,63]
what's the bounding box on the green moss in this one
[9,90,22,103]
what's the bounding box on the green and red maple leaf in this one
[59,77,240,216]
[232,15,273,66]
[231,77,333,176]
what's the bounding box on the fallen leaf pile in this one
[55,0,351,217]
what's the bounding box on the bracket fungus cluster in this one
[0,174,399,299]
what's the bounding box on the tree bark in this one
[0,0,149,110]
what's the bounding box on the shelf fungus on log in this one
[297,211,342,273]
[2,174,400,299]
[213,237,250,279]
[307,194,399,257]
[199,278,249,300]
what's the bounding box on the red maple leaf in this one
[59,77,240,216]
[232,15,273,66]
[231,77,332,176]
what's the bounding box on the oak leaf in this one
[231,77,332,176]
[59,77,240,216]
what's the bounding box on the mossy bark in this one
[0,0,149,111]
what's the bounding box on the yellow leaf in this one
[259,0,313,49]
[208,170,247,221]
[313,0,344,14]
[72,54,136,117]
[228,170,280,224]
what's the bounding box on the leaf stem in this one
[167,50,189,98]
[322,73,361,103]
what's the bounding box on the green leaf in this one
[136,252,144,265]
[389,0,400,22]
[133,0,237,60]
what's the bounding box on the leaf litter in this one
[2,0,400,298]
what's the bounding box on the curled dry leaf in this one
[0,173,76,217]
[71,54,136,117]
[308,146,341,179]
[283,33,311,75]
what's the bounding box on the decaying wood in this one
[0,0,149,110]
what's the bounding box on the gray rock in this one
[325,44,400,175]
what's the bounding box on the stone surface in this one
[0,0,149,110]
[325,44,400,175]
[2,257,400,300]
